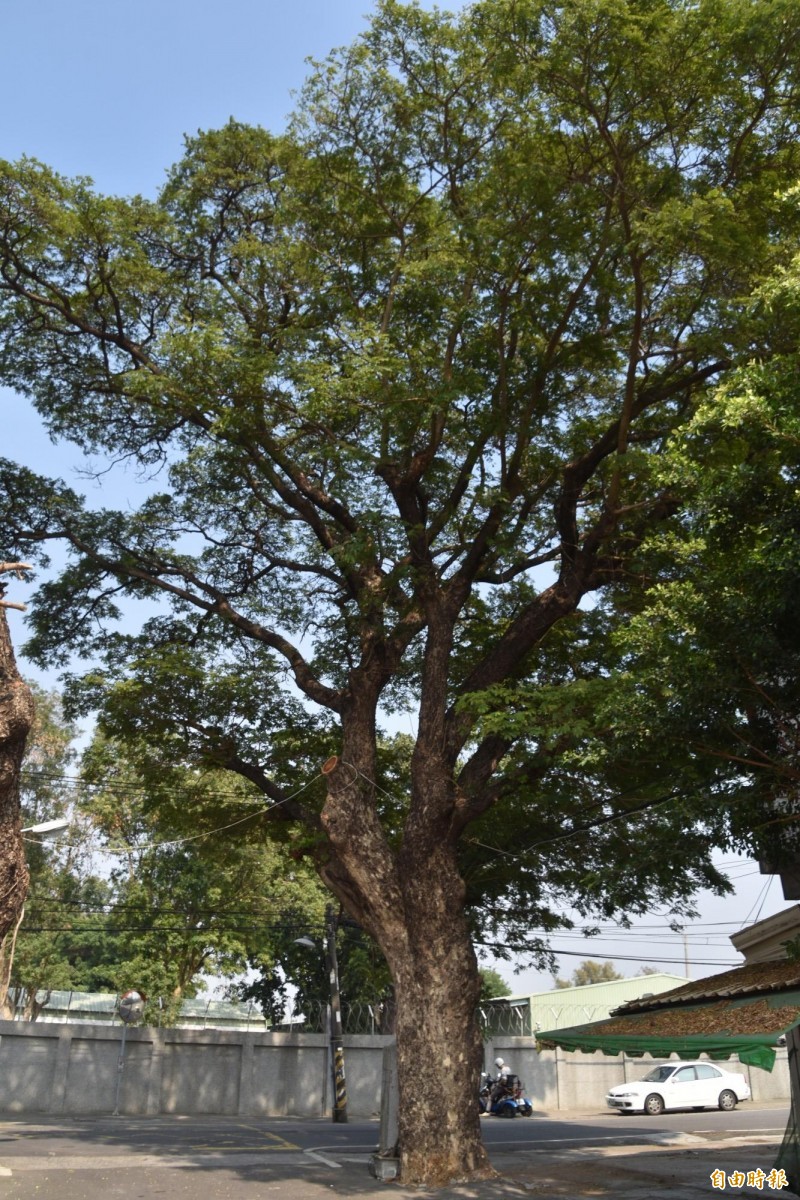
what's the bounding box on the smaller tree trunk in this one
[0,905,25,1017]
[0,604,33,945]
[22,986,49,1022]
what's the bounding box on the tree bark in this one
[0,605,33,945]
[391,902,491,1185]
[320,736,492,1186]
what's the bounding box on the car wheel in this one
[718,1090,737,1112]
[644,1093,665,1116]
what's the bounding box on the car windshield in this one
[641,1066,676,1083]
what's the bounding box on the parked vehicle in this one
[479,1071,533,1117]
[606,1061,751,1115]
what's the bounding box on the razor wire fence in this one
[5,988,536,1038]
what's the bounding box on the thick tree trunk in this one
[0,606,33,944]
[391,911,491,1186]
[318,666,494,1187]
[320,760,492,1185]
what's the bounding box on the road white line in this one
[489,1134,650,1144]
[695,1127,785,1134]
[303,1149,342,1168]
[727,1127,786,1133]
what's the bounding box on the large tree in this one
[1,0,800,1182]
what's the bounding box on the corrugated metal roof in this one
[8,989,267,1029]
[508,973,688,1006]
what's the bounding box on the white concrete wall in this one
[0,1020,388,1119]
[486,1036,791,1113]
[0,1021,790,1118]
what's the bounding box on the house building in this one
[730,904,800,966]
[482,972,689,1036]
[535,906,800,1071]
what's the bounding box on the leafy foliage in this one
[76,734,332,1024]
[570,253,800,888]
[554,960,624,989]
[479,967,511,1000]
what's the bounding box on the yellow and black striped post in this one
[325,905,348,1123]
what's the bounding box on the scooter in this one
[479,1071,533,1117]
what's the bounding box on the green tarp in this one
[537,1026,784,1071]
[536,995,800,1071]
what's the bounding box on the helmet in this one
[494,1057,505,1069]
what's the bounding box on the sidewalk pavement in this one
[0,1116,791,1200]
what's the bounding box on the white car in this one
[606,1061,751,1115]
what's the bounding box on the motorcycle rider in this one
[490,1057,512,1105]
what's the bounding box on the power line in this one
[19,924,742,968]
[23,897,755,935]
[474,942,740,968]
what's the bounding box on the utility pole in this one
[325,904,348,1123]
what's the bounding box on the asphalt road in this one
[482,1100,789,1150]
[0,1103,791,1200]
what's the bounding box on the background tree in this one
[2,0,800,1183]
[554,960,624,989]
[479,968,511,1001]
[234,917,394,1030]
[567,251,800,895]
[5,873,114,1020]
[77,734,332,1025]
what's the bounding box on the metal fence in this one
[8,988,534,1038]
[277,998,395,1035]
[6,989,396,1034]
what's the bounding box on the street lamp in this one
[294,906,348,1123]
[21,819,70,839]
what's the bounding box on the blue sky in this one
[1,0,394,197]
[1,2,408,468]
[1,0,791,990]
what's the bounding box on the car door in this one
[666,1065,699,1110]
[694,1063,725,1105]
